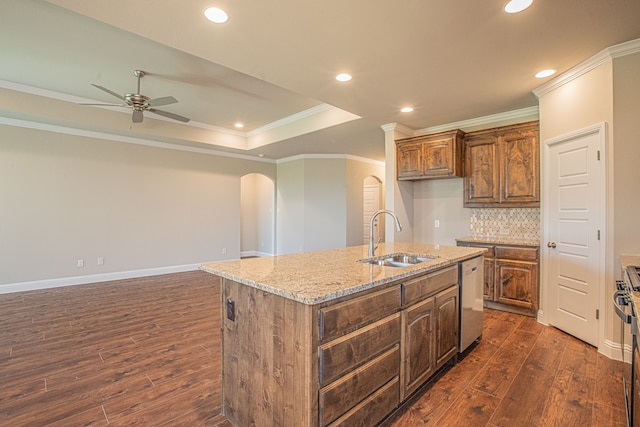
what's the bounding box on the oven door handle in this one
[613,290,633,324]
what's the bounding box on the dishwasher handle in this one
[613,289,633,324]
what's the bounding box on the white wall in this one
[413,179,470,246]
[346,160,385,247]
[276,159,305,254]
[0,124,275,289]
[240,173,275,256]
[612,52,640,270]
[276,156,384,254]
[536,48,640,357]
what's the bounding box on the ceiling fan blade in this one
[148,108,190,123]
[148,96,178,107]
[91,84,125,101]
[132,110,144,123]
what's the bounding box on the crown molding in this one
[0,116,276,163]
[276,153,384,166]
[416,106,539,135]
[380,122,415,135]
[533,38,640,99]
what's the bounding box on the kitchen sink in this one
[358,253,434,268]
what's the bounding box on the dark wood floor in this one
[0,271,627,426]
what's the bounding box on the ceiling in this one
[2,0,639,162]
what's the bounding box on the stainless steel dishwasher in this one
[459,256,484,352]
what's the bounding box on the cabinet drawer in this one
[319,345,399,426]
[495,246,538,261]
[319,313,401,386]
[327,377,399,427]
[457,242,495,258]
[319,285,401,342]
[403,265,458,306]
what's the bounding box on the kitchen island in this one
[200,242,485,427]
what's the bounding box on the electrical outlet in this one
[226,298,235,321]
[222,247,227,255]
[97,257,104,266]
[434,220,440,228]
[77,259,84,268]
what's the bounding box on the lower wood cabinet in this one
[400,283,458,401]
[401,296,435,400]
[319,265,459,426]
[457,241,539,316]
[221,264,462,427]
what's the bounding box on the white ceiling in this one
[2,0,639,161]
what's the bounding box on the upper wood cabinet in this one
[396,129,465,180]
[464,121,539,208]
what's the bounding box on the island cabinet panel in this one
[222,278,317,427]
[319,285,401,342]
[326,377,400,427]
[401,296,435,400]
[318,313,401,386]
[435,285,459,369]
[319,345,399,426]
[403,265,458,306]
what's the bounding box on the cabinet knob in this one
[547,242,557,248]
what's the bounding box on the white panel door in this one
[546,126,603,346]
[363,183,381,244]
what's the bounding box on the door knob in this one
[547,242,557,248]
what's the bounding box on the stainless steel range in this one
[613,265,640,426]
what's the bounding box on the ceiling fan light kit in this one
[82,69,190,123]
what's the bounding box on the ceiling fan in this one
[81,69,190,123]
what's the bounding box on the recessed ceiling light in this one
[204,7,228,23]
[336,73,352,82]
[234,122,244,128]
[401,107,414,113]
[535,69,556,78]
[504,0,533,14]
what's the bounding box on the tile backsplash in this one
[469,208,540,240]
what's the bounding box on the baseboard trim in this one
[240,250,273,258]
[0,263,206,294]
[601,339,632,363]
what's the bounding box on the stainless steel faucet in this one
[368,209,402,257]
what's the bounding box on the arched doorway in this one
[362,176,383,245]
[240,173,275,257]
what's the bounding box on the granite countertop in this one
[200,242,485,305]
[456,236,540,247]
[620,255,640,314]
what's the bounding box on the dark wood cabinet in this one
[401,296,435,400]
[397,141,423,179]
[222,262,465,427]
[396,129,464,180]
[400,266,458,400]
[457,241,539,316]
[435,285,459,369]
[464,121,539,207]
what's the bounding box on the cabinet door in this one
[464,134,500,206]
[495,259,538,312]
[435,285,459,369]
[484,258,495,301]
[397,142,423,179]
[401,297,435,400]
[501,128,539,205]
[423,135,462,177]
